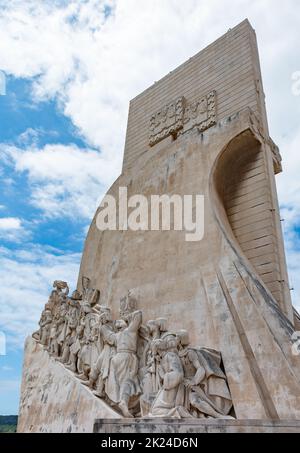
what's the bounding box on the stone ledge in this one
[94,418,300,434]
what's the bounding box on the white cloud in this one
[1,142,119,219]
[0,0,298,155]
[0,244,81,349]
[0,217,21,230]
[0,217,29,243]
[0,0,299,219]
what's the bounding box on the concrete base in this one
[18,337,121,433]
[94,418,300,434]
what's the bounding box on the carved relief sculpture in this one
[149,91,217,146]
[183,91,217,134]
[149,97,185,146]
[106,310,143,418]
[32,281,234,420]
[83,306,116,398]
[149,332,191,419]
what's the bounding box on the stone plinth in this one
[17,337,120,433]
[94,418,300,434]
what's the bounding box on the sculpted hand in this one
[183,379,194,389]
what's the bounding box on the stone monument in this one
[18,19,300,433]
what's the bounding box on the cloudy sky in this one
[0,0,300,415]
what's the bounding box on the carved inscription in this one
[183,90,216,133]
[149,91,217,146]
[149,97,185,146]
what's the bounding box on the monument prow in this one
[18,19,300,433]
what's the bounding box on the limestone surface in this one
[18,19,300,433]
[17,337,120,433]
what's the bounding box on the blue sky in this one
[0,77,87,413]
[0,0,300,415]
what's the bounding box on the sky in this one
[0,0,300,415]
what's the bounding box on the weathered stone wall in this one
[78,108,300,420]
[17,337,120,433]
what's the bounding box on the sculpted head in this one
[177,329,190,347]
[70,290,82,301]
[44,309,52,320]
[147,318,168,337]
[100,307,112,324]
[82,302,92,314]
[151,338,166,355]
[53,280,68,293]
[161,332,179,352]
[115,319,127,332]
[82,276,90,291]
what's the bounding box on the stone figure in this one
[32,281,68,343]
[38,308,53,347]
[49,300,68,357]
[106,310,142,418]
[78,313,101,381]
[49,320,59,356]
[139,318,168,416]
[48,281,69,317]
[82,276,100,310]
[59,291,82,364]
[177,330,233,419]
[149,332,191,418]
[83,307,116,397]
[65,280,100,373]
[66,311,87,373]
